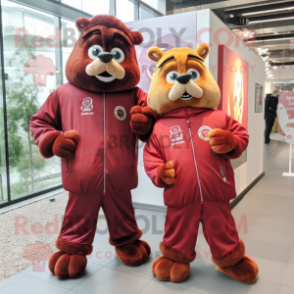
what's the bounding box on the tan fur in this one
[147,44,220,115]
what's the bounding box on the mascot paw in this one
[130,106,156,135]
[216,256,259,284]
[157,161,176,185]
[52,130,79,158]
[151,257,190,283]
[48,251,87,279]
[208,129,235,154]
[115,240,151,266]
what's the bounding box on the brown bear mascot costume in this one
[144,44,259,283]
[30,15,155,279]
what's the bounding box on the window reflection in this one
[2,0,62,199]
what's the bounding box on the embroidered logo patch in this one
[114,106,127,121]
[198,126,212,141]
[81,97,93,115]
[170,125,183,142]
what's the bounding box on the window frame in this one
[0,0,162,208]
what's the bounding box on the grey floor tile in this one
[138,280,200,294]
[0,274,26,290]
[252,257,287,284]
[0,275,68,294]
[176,263,221,294]
[282,263,294,287]
[93,224,110,244]
[105,251,155,279]
[209,277,281,294]
[287,245,294,264]
[71,267,150,294]
[280,285,294,294]
[23,261,102,289]
[87,240,116,267]
[241,238,292,264]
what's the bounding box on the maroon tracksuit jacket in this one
[144,107,249,258]
[30,83,147,245]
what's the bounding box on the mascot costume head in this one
[30,15,155,280]
[66,15,143,92]
[143,44,258,284]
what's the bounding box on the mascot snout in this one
[85,53,125,81]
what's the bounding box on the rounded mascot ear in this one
[76,17,91,32]
[147,47,164,62]
[195,43,210,60]
[131,31,144,45]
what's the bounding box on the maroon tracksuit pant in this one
[59,190,139,246]
[164,202,239,259]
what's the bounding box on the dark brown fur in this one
[66,15,143,93]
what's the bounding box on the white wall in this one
[209,10,265,196]
[129,9,265,207]
[272,67,294,80]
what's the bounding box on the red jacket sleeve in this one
[143,131,166,188]
[225,115,249,159]
[134,87,148,107]
[30,89,62,146]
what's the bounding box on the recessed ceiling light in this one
[230,14,234,18]
[241,6,294,17]
[247,37,293,43]
[249,16,294,24]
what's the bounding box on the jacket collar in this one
[160,106,212,119]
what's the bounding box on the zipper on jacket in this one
[103,92,106,195]
[185,109,204,204]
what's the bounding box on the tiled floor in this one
[0,140,294,293]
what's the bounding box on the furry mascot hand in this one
[209,129,242,159]
[130,106,157,137]
[157,161,176,186]
[39,130,79,159]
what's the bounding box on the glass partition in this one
[0,6,8,203]
[1,0,61,200]
[0,0,162,206]
[116,0,135,22]
[62,0,110,15]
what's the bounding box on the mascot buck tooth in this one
[30,15,156,279]
[144,44,259,283]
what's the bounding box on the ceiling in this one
[213,0,294,67]
[173,0,294,78]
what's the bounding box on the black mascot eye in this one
[170,73,178,80]
[110,48,125,63]
[92,48,101,56]
[113,51,121,60]
[189,70,198,79]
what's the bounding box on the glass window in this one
[0,34,8,204]
[83,0,110,15]
[61,0,110,15]
[139,4,160,20]
[1,0,62,199]
[62,0,82,10]
[141,0,158,11]
[61,18,79,83]
[116,0,134,22]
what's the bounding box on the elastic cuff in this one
[224,136,243,160]
[56,239,93,255]
[160,242,196,264]
[109,229,143,247]
[39,131,61,158]
[154,176,167,188]
[212,239,245,268]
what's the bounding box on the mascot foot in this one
[151,257,190,282]
[115,240,151,266]
[49,239,92,280]
[212,240,258,284]
[49,252,87,279]
[216,256,259,284]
